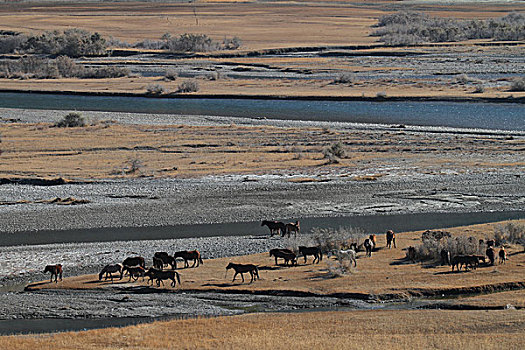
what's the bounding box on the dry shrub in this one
[54,112,85,128]
[146,83,167,95]
[323,141,345,163]
[164,69,178,81]
[413,231,483,263]
[494,222,525,250]
[509,77,525,92]
[177,80,199,93]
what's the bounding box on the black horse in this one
[261,220,286,237]
[298,246,323,264]
[226,263,260,283]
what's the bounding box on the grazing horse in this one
[226,263,259,283]
[499,247,507,264]
[154,252,175,269]
[451,255,479,272]
[298,246,323,264]
[369,234,377,247]
[386,230,396,249]
[145,268,181,287]
[440,249,451,266]
[331,249,357,267]
[269,249,297,266]
[122,266,145,281]
[153,256,164,270]
[98,264,123,282]
[174,250,203,268]
[123,256,145,269]
[261,220,286,237]
[486,247,496,265]
[364,238,374,257]
[44,264,63,283]
[284,221,300,238]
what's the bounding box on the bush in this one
[411,231,484,263]
[164,69,178,81]
[333,73,354,85]
[163,33,241,53]
[177,80,199,93]
[22,29,107,57]
[372,11,525,46]
[222,36,242,50]
[509,77,525,91]
[146,83,167,95]
[473,84,485,93]
[0,56,129,79]
[54,112,86,127]
[323,141,345,163]
[494,222,525,250]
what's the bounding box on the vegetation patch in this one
[372,11,525,46]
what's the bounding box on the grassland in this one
[0,1,524,99]
[1,120,523,180]
[16,219,525,349]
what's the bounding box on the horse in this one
[386,230,396,249]
[123,256,145,269]
[330,249,357,267]
[226,262,259,283]
[269,248,297,266]
[122,266,145,281]
[486,247,496,265]
[298,246,323,264]
[499,247,507,264]
[98,263,123,282]
[261,220,286,237]
[284,221,300,238]
[43,264,63,283]
[451,255,479,272]
[154,252,175,269]
[440,249,451,266]
[364,238,374,257]
[145,268,181,287]
[174,250,203,268]
[153,256,164,270]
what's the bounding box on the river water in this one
[1,92,523,131]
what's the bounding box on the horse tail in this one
[199,256,203,264]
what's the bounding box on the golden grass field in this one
[0,1,524,99]
[14,219,525,349]
[26,220,525,301]
[1,121,523,180]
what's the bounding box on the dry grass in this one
[27,220,525,300]
[3,309,525,349]
[1,122,522,180]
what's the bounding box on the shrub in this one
[372,11,525,46]
[54,112,86,127]
[323,141,345,163]
[376,91,387,98]
[332,73,354,85]
[146,83,167,95]
[473,84,485,93]
[494,222,525,250]
[222,36,242,50]
[509,77,525,91]
[164,69,178,81]
[177,80,199,93]
[411,231,484,263]
[124,157,143,174]
[22,29,107,57]
[311,226,366,253]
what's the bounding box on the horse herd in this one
[406,239,508,272]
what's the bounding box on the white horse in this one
[329,249,357,267]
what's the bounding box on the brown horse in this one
[226,262,259,283]
[145,268,181,287]
[284,221,300,238]
[154,252,175,269]
[152,256,164,270]
[98,263,123,282]
[269,248,297,266]
[174,250,203,268]
[122,266,145,281]
[386,230,396,249]
[261,220,286,237]
[122,256,145,269]
[499,247,507,264]
[44,264,63,283]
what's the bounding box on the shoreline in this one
[2,88,524,104]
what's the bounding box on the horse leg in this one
[192,259,196,268]
[249,271,254,283]
[241,272,245,283]
[274,256,278,265]
[232,272,238,282]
